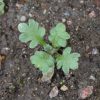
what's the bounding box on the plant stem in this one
[40,38,47,46]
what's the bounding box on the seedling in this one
[18,19,80,81]
[0,0,5,15]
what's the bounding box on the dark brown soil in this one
[0,0,100,100]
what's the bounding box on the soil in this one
[0,0,100,100]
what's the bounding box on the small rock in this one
[35,88,37,91]
[92,48,99,55]
[63,11,70,17]
[16,3,23,9]
[89,75,96,81]
[2,47,10,51]
[20,16,26,22]
[49,86,59,98]
[62,18,66,22]
[1,47,10,55]
[27,77,31,80]
[41,68,54,82]
[85,45,90,51]
[43,9,47,14]
[89,11,96,18]
[80,0,84,4]
[32,6,35,9]
[60,85,68,91]
[67,20,72,26]
[29,13,33,17]
[78,86,93,99]
[22,73,26,77]
[17,67,20,70]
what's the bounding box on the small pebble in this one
[35,88,37,91]
[80,0,84,4]
[22,73,26,77]
[32,6,35,9]
[67,20,72,26]
[62,18,66,22]
[16,3,23,9]
[63,11,70,17]
[1,47,10,55]
[43,9,47,14]
[60,85,68,91]
[92,48,99,55]
[89,75,96,81]
[17,67,20,70]
[29,13,33,17]
[49,86,59,98]
[78,86,93,99]
[27,77,31,80]
[89,11,96,18]
[20,16,27,22]
[41,68,54,82]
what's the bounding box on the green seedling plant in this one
[0,0,5,15]
[18,19,80,82]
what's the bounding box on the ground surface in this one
[0,0,100,100]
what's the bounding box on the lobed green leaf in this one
[56,47,80,74]
[0,0,5,15]
[18,19,46,48]
[30,51,55,73]
[49,23,70,48]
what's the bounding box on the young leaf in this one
[30,51,55,73]
[43,44,53,53]
[18,19,46,48]
[56,47,80,74]
[43,44,58,54]
[0,0,5,15]
[49,23,70,48]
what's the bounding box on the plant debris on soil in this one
[0,0,100,100]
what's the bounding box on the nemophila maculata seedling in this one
[0,0,5,15]
[18,19,80,82]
